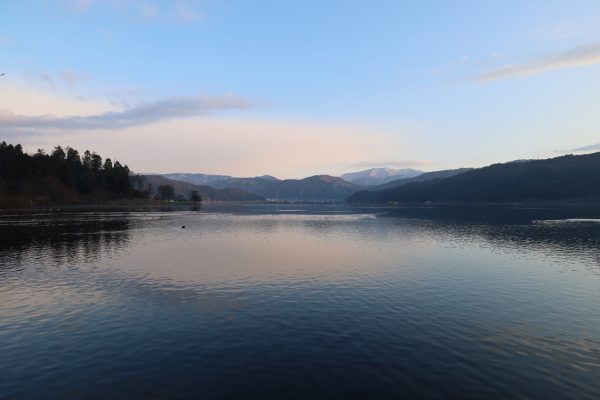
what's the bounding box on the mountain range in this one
[158,168,423,201]
[7,138,597,205]
[347,153,600,203]
[141,175,265,201]
[340,168,423,186]
[151,174,362,201]
[372,168,474,190]
[161,173,233,186]
[155,153,600,203]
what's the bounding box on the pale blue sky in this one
[1,1,600,177]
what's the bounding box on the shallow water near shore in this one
[1,204,600,399]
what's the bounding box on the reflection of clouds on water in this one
[3,207,600,280]
[2,206,600,399]
[3,208,600,303]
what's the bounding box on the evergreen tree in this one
[52,146,66,159]
[91,153,102,171]
[82,150,92,169]
[0,142,143,203]
[66,147,81,165]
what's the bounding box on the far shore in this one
[1,198,600,212]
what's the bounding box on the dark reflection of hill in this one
[0,212,133,266]
[379,206,600,266]
[1,205,600,276]
[378,204,600,224]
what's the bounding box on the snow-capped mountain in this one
[340,168,423,186]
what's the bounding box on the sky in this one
[1,0,600,178]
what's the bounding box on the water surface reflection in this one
[1,205,599,399]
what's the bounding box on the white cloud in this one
[0,94,249,131]
[479,42,600,81]
[572,143,600,152]
[559,143,600,154]
[0,81,413,178]
[553,142,600,155]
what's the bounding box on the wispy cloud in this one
[348,160,432,168]
[554,143,600,154]
[572,143,600,152]
[562,143,600,154]
[479,42,600,81]
[0,94,249,131]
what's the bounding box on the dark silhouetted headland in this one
[347,153,600,203]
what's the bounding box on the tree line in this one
[0,141,145,203]
[155,184,201,202]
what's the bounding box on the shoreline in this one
[1,199,600,212]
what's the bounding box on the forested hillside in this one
[0,142,143,204]
[141,174,264,201]
[175,174,362,201]
[347,153,600,203]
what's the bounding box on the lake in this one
[1,204,600,399]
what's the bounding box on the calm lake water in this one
[1,204,600,399]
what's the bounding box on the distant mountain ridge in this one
[162,173,361,201]
[347,168,473,203]
[347,153,600,203]
[340,168,423,186]
[161,168,426,200]
[375,168,474,190]
[162,173,235,186]
[206,175,362,201]
[140,175,264,201]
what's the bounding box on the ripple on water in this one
[1,207,600,399]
